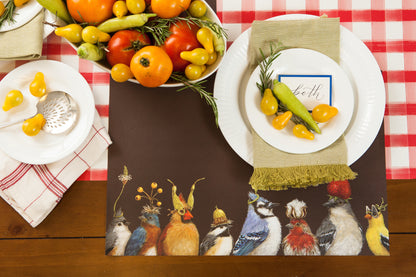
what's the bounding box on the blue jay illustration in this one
[316,197,363,255]
[232,192,281,256]
[124,205,161,256]
[105,208,131,256]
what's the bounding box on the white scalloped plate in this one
[214,14,385,165]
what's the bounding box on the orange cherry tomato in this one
[272,111,292,130]
[312,104,339,123]
[293,124,315,140]
[151,0,191,18]
[130,46,173,87]
[67,0,116,25]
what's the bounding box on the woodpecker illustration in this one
[283,199,320,256]
[365,198,389,256]
[200,206,233,256]
[157,178,204,256]
[233,192,281,256]
[105,208,131,256]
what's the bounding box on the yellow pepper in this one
[272,111,292,130]
[293,124,315,140]
[2,89,23,111]
[29,72,47,98]
[196,27,214,54]
[22,114,46,136]
[260,88,278,116]
[180,48,209,66]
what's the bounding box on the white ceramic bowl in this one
[64,0,226,87]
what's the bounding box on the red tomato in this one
[130,46,173,87]
[162,20,201,72]
[151,0,191,18]
[106,30,151,67]
[67,0,115,25]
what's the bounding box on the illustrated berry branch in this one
[135,182,163,207]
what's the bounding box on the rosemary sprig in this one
[256,43,283,95]
[170,72,218,126]
[0,1,17,28]
[136,16,227,46]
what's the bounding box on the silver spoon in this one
[0,91,78,134]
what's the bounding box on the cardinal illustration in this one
[157,178,204,256]
[365,198,390,256]
[200,206,233,256]
[105,208,131,256]
[283,199,320,256]
[316,180,363,255]
[233,192,281,256]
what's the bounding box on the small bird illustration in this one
[364,198,389,256]
[157,178,204,256]
[316,197,363,255]
[200,206,233,256]
[233,192,281,256]
[124,205,161,256]
[105,208,132,256]
[283,199,320,256]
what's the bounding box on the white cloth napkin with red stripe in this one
[0,110,111,227]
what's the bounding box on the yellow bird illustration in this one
[364,199,389,256]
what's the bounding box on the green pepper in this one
[77,43,105,61]
[273,80,321,134]
[97,13,156,33]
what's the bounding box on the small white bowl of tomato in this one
[55,0,227,88]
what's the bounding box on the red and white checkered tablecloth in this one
[217,0,416,180]
[0,34,110,181]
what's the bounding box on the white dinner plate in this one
[214,14,385,165]
[0,60,95,164]
[245,48,354,154]
[0,0,43,32]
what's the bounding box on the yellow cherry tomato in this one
[126,0,146,14]
[2,90,23,111]
[188,0,206,18]
[293,124,315,140]
[81,26,111,44]
[180,48,209,65]
[312,104,339,123]
[14,0,30,7]
[196,27,214,54]
[54,24,83,43]
[22,114,46,136]
[206,51,217,66]
[29,72,47,97]
[260,88,278,116]
[184,64,206,80]
[113,0,128,18]
[272,111,292,130]
[111,63,134,82]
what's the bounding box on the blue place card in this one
[278,74,333,111]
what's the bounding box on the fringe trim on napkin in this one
[249,164,357,191]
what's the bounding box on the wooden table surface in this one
[0,179,415,276]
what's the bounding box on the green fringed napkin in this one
[248,18,357,191]
[0,10,44,60]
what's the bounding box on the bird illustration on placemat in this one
[125,182,163,256]
[232,192,281,256]
[157,178,205,256]
[200,206,233,256]
[106,208,131,256]
[316,180,363,255]
[283,199,320,256]
[364,198,390,256]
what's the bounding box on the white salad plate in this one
[244,48,354,154]
[0,0,43,32]
[214,14,385,166]
[0,60,95,164]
